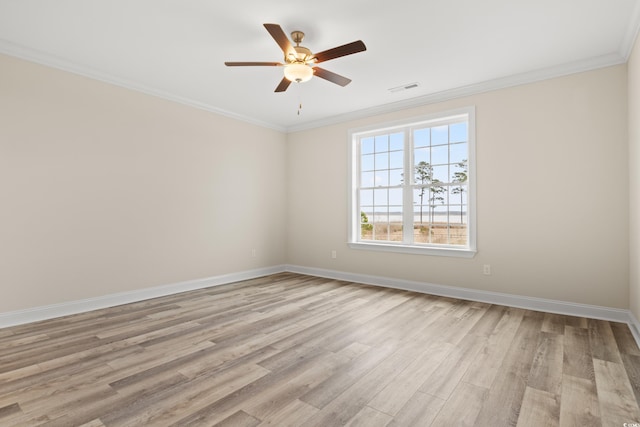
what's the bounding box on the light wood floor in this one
[1,273,640,427]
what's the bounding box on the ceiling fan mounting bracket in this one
[291,30,305,45]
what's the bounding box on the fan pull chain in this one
[296,83,303,116]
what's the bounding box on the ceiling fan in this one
[225,23,367,92]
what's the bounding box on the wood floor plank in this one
[255,399,318,427]
[474,312,545,427]
[244,351,347,421]
[462,306,525,388]
[0,273,638,426]
[564,325,595,380]
[622,353,640,405]
[589,319,623,364]
[429,381,488,427]
[611,322,640,356]
[302,344,416,427]
[593,358,640,427]
[558,374,601,427]
[542,313,566,335]
[213,410,260,427]
[298,342,400,409]
[367,340,453,416]
[527,332,564,395]
[344,406,392,427]
[516,386,560,427]
[419,333,486,400]
[387,391,445,427]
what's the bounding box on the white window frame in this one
[347,106,477,258]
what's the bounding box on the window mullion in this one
[402,129,413,243]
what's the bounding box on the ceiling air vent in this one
[388,82,420,93]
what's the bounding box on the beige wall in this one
[0,54,288,312]
[287,65,629,308]
[0,52,632,315]
[631,33,640,318]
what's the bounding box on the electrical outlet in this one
[331,250,337,259]
[483,264,491,275]
[251,248,257,258]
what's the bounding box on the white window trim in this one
[347,106,477,258]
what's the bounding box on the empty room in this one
[1,0,640,426]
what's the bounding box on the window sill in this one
[348,241,477,258]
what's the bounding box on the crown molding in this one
[0,39,628,136]
[0,40,288,133]
[620,0,640,60]
[285,52,626,133]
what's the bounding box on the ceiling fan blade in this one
[313,67,352,86]
[275,77,292,92]
[264,23,295,58]
[225,61,282,66]
[313,40,366,63]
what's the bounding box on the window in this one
[348,107,476,257]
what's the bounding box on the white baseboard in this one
[2,263,639,350]
[628,312,640,347]
[0,265,286,329]
[285,264,635,328]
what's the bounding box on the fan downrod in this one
[291,31,305,45]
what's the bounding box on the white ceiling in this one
[1,0,639,132]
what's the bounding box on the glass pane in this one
[433,205,448,223]
[413,224,431,243]
[449,184,467,205]
[361,154,374,171]
[360,189,373,206]
[375,152,389,170]
[389,169,403,186]
[413,162,433,185]
[375,135,388,152]
[413,206,429,227]
[450,143,467,164]
[448,205,465,225]
[432,125,448,145]
[428,206,447,244]
[449,224,467,245]
[451,161,468,184]
[413,187,429,208]
[375,171,389,186]
[389,188,403,205]
[374,188,388,206]
[361,137,375,154]
[390,132,404,150]
[373,223,389,241]
[429,185,447,206]
[361,208,374,240]
[361,171,375,187]
[389,222,403,241]
[450,122,467,143]
[361,208,374,221]
[414,147,430,165]
[431,145,448,165]
[373,210,388,224]
[414,128,430,147]
[432,165,449,182]
[389,151,403,169]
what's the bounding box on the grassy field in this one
[361,222,467,245]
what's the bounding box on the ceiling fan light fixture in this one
[284,63,313,83]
